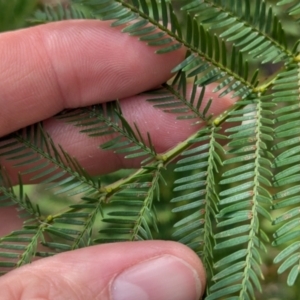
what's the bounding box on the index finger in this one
[0,20,185,137]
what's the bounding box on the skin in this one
[0,20,236,299]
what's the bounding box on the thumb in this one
[0,241,205,300]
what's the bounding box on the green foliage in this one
[0,0,38,31]
[1,0,300,299]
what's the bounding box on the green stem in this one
[100,128,202,195]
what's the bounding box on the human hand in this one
[0,20,235,299]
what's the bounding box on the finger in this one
[1,241,205,300]
[0,207,23,237]
[47,86,234,174]
[1,84,235,183]
[0,20,185,137]
[0,87,232,229]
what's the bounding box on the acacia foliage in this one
[1,0,300,299]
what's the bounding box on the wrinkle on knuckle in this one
[35,27,70,110]
[1,267,81,300]
[1,274,23,300]
[18,270,59,300]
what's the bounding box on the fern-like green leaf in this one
[181,0,293,64]
[0,124,99,197]
[96,169,161,242]
[57,102,157,163]
[271,62,300,286]
[31,2,89,23]
[2,0,300,298]
[277,0,300,23]
[172,126,223,281]
[209,94,273,299]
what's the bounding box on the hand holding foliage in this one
[1,0,300,299]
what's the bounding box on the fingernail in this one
[110,255,202,300]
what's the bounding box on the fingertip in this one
[111,254,203,300]
[0,241,206,300]
[0,20,185,137]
